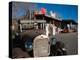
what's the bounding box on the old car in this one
[12,19,67,58]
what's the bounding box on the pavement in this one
[55,32,78,55]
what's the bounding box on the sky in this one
[36,3,78,22]
[12,2,78,22]
[12,2,37,19]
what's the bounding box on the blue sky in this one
[36,3,78,22]
[12,2,78,22]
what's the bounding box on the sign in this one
[40,8,46,14]
[50,11,56,18]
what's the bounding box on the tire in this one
[50,41,67,56]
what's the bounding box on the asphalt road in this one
[55,32,78,55]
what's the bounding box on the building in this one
[15,8,78,36]
[34,14,62,36]
[61,20,78,32]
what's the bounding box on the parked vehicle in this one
[61,29,69,33]
[12,20,67,57]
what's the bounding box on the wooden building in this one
[34,14,62,36]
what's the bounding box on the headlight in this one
[25,44,32,49]
[50,37,57,45]
[25,41,33,51]
[62,48,66,51]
